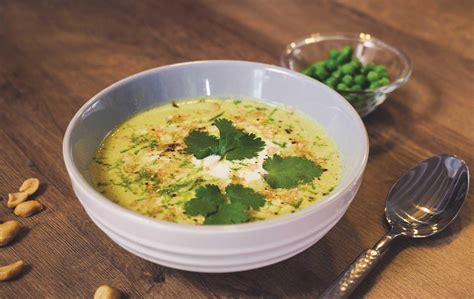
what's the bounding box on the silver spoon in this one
[320,154,470,298]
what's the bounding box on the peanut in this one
[14,200,43,218]
[94,285,121,299]
[0,220,21,247]
[19,178,40,196]
[0,261,25,281]
[7,192,28,209]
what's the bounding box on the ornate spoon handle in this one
[319,232,399,298]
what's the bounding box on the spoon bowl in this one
[386,154,469,238]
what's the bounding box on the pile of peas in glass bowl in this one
[281,33,412,116]
[302,46,391,98]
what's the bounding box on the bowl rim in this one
[63,60,369,233]
[281,32,413,94]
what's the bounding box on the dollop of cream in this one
[236,140,279,183]
[192,155,232,183]
[190,140,280,184]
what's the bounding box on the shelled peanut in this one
[0,220,21,247]
[6,177,43,217]
[94,285,122,299]
[0,261,25,281]
[14,201,43,218]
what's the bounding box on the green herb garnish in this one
[263,154,323,189]
[225,184,265,209]
[208,111,225,122]
[184,118,265,161]
[184,185,225,216]
[184,183,265,225]
[272,141,287,148]
[205,202,248,225]
[265,108,277,123]
[120,134,157,154]
[184,131,219,159]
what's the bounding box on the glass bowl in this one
[281,33,412,117]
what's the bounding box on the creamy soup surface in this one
[91,98,341,225]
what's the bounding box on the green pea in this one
[369,81,382,90]
[324,59,338,71]
[315,61,326,68]
[325,82,334,89]
[354,74,366,85]
[342,46,353,57]
[328,49,339,60]
[350,58,362,71]
[337,83,349,91]
[314,66,329,80]
[331,70,343,80]
[376,69,388,78]
[309,62,324,75]
[378,77,390,86]
[336,46,353,64]
[344,95,356,102]
[329,78,341,85]
[342,74,353,85]
[340,64,355,75]
[367,71,380,82]
[351,84,362,91]
[379,72,389,80]
[301,66,313,76]
[325,77,338,88]
[374,65,387,74]
[362,65,376,76]
[364,63,376,72]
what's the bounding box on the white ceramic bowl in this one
[63,60,368,273]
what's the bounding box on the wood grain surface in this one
[0,0,473,298]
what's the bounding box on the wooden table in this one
[1,0,473,297]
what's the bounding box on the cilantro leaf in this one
[184,185,225,216]
[263,154,323,189]
[225,132,265,160]
[184,183,266,224]
[214,118,243,157]
[184,118,265,161]
[204,202,248,225]
[225,184,265,209]
[184,130,219,159]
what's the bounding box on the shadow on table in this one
[362,74,441,158]
[363,104,399,158]
[174,202,469,298]
[176,215,364,297]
